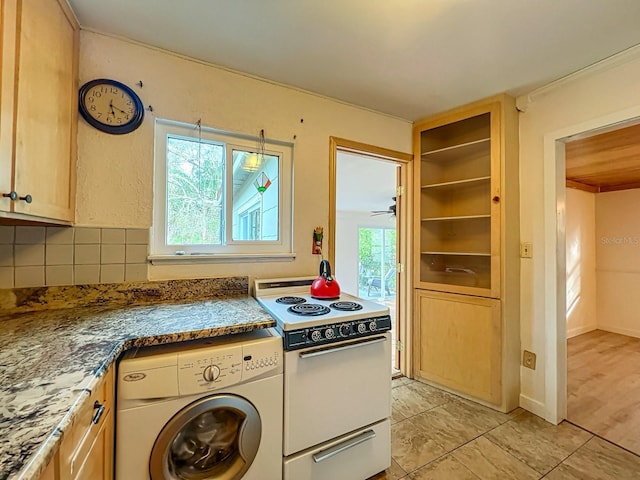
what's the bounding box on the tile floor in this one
[368,377,640,479]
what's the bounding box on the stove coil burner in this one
[329,301,363,312]
[287,303,330,316]
[275,296,307,305]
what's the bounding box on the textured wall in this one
[517,48,640,417]
[76,32,411,280]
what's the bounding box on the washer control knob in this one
[339,324,351,336]
[369,321,378,332]
[357,323,367,334]
[310,330,322,342]
[325,328,335,339]
[203,365,221,382]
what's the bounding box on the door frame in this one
[544,106,640,424]
[329,137,413,376]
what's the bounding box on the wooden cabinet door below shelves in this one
[415,290,502,404]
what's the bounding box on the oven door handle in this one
[313,429,376,463]
[299,335,387,359]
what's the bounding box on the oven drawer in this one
[284,419,390,480]
[284,332,391,455]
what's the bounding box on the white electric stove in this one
[254,277,393,349]
[254,277,392,480]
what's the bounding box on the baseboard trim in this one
[519,394,546,419]
[567,324,597,339]
[597,325,640,339]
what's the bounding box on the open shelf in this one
[422,175,491,190]
[421,137,490,160]
[421,251,491,256]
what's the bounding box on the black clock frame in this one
[78,78,144,135]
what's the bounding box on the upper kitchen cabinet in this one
[413,95,519,299]
[0,0,79,224]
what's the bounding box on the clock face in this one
[79,79,144,134]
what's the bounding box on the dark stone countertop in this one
[0,278,276,480]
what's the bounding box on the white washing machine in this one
[115,328,283,480]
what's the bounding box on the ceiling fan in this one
[370,196,396,216]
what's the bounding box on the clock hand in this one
[112,104,128,115]
[108,100,116,117]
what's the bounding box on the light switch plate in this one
[520,242,533,258]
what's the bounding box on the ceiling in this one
[336,152,398,213]
[566,122,640,193]
[67,0,640,121]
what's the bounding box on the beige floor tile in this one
[408,455,479,480]
[392,381,452,418]
[545,437,640,480]
[485,411,592,474]
[393,376,413,388]
[391,419,448,473]
[452,436,540,480]
[411,399,505,452]
[392,407,407,425]
[367,459,409,480]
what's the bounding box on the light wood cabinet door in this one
[59,366,114,480]
[0,0,78,223]
[414,289,502,405]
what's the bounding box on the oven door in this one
[283,332,391,455]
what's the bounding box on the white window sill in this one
[148,252,297,265]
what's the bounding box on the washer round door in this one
[149,394,262,480]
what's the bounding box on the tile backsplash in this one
[0,226,149,288]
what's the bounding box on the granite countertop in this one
[0,277,276,480]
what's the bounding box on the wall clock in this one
[78,79,144,134]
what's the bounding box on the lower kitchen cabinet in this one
[39,365,114,480]
[414,289,503,407]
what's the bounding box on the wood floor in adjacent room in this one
[567,329,640,455]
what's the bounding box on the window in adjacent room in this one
[152,119,293,258]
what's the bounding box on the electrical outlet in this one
[520,242,533,258]
[522,350,537,370]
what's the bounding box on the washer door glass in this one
[150,395,261,480]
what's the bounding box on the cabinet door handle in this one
[92,401,105,424]
[492,195,500,203]
[2,191,17,201]
[18,194,32,203]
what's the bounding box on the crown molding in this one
[516,43,640,112]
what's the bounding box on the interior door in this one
[330,139,413,376]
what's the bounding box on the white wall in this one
[334,211,396,295]
[565,188,597,338]
[77,32,411,281]
[517,46,640,419]
[596,189,640,338]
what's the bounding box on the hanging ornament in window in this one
[254,172,272,194]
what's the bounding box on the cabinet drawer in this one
[60,367,113,479]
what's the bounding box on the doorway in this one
[564,122,640,455]
[329,137,412,376]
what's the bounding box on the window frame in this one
[151,119,293,261]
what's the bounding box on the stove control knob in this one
[339,324,351,336]
[369,321,378,332]
[325,328,335,339]
[203,365,221,382]
[356,323,367,334]
[310,330,322,342]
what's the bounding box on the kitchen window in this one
[151,119,293,262]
